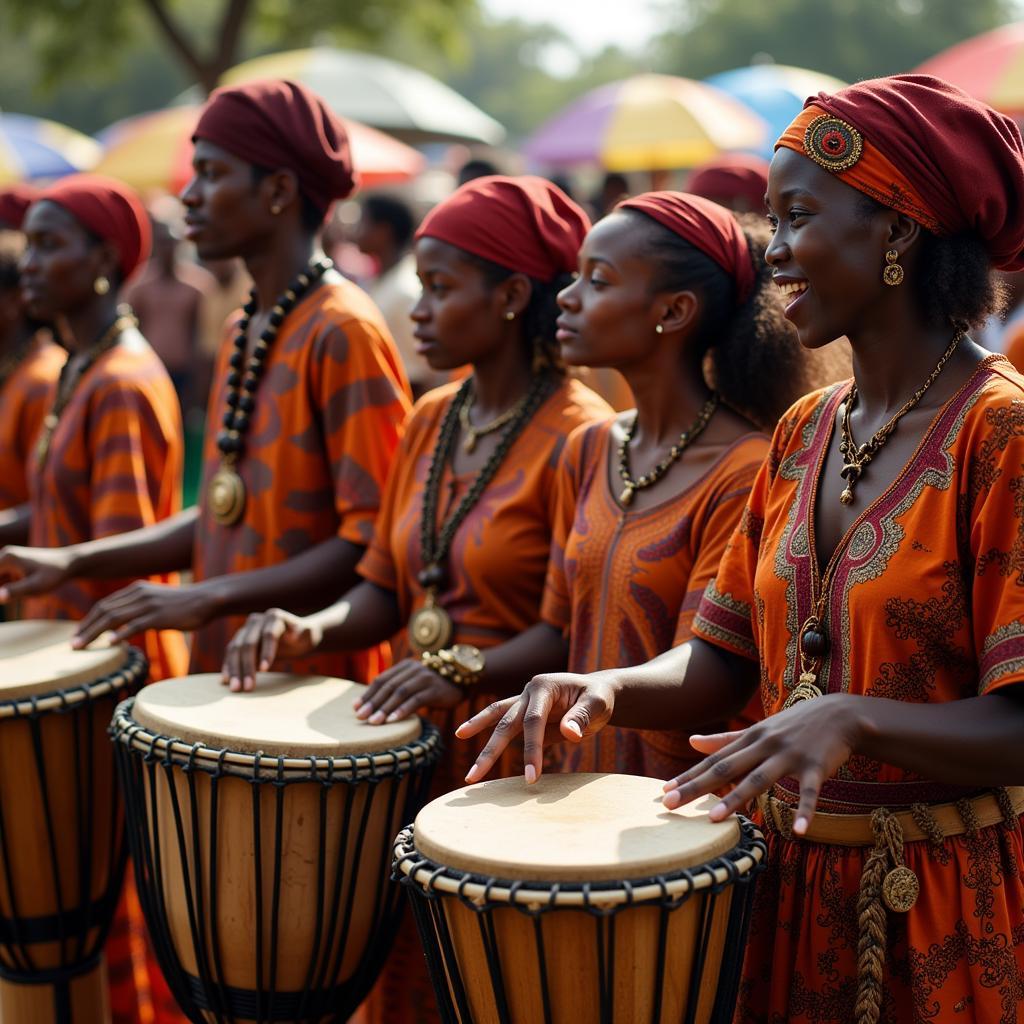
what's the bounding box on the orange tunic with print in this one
[693,356,1024,1024]
[354,376,611,1024]
[23,336,188,681]
[191,277,411,679]
[0,334,65,509]
[542,419,768,780]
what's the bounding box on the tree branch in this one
[214,0,253,81]
[137,0,208,85]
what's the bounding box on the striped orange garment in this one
[190,276,411,679]
[693,356,1024,1023]
[542,419,768,779]
[0,333,65,509]
[22,335,189,681]
[353,376,611,1024]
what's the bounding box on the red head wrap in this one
[617,191,755,304]
[35,174,151,280]
[0,184,40,231]
[687,154,770,213]
[416,175,590,282]
[194,79,355,214]
[776,75,1024,271]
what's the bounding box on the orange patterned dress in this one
[0,333,65,510]
[23,336,189,680]
[354,376,611,1024]
[693,356,1024,1023]
[542,418,768,779]
[190,276,411,679]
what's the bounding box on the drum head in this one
[0,620,127,701]
[131,673,422,756]
[414,773,741,882]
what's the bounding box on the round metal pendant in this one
[782,680,823,710]
[882,866,919,914]
[803,114,864,173]
[208,466,247,526]
[409,604,454,654]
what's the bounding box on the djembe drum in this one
[394,773,766,1024]
[110,673,441,1023]
[0,620,147,1023]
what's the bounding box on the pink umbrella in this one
[94,106,426,194]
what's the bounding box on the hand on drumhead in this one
[456,672,617,785]
[221,610,321,692]
[354,659,463,724]
[73,581,217,650]
[0,546,74,601]
[660,693,865,834]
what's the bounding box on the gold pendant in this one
[840,487,854,505]
[619,484,635,506]
[208,465,247,526]
[882,866,919,913]
[409,588,454,653]
[782,671,823,709]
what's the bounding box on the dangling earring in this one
[270,204,282,215]
[882,249,904,287]
[504,311,516,321]
[94,276,110,296]
[655,323,664,334]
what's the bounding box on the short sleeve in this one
[969,400,1024,694]
[312,318,412,548]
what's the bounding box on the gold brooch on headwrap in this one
[803,114,864,173]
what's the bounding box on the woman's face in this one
[410,237,513,371]
[556,211,664,369]
[765,148,894,349]
[20,201,105,320]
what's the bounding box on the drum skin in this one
[111,673,441,1024]
[0,621,147,1024]
[395,773,767,1024]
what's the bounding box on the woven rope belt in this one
[756,785,1024,1024]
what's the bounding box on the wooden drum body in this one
[394,773,766,1024]
[110,673,441,1023]
[0,620,147,1023]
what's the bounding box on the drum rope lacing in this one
[0,646,147,998]
[111,704,442,1022]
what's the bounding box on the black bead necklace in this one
[408,372,557,653]
[207,257,332,526]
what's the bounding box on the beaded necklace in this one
[409,372,557,653]
[207,257,331,526]
[36,307,137,469]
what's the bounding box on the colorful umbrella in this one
[0,113,101,185]
[703,65,849,158]
[94,105,427,194]
[219,47,506,146]
[915,23,1024,115]
[522,74,767,171]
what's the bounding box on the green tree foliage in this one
[653,0,1017,82]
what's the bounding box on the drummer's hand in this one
[72,582,216,650]
[661,693,869,835]
[221,609,321,692]
[354,659,463,724]
[455,671,617,785]
[0,546,74,601]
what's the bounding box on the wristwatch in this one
[421,643,485,687]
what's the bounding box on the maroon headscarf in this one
[781,75,1024,271]
[194,78,356,213]
[416,175,590,282]
[35,174,151,279]
[0,184,40,231]
[687,154,770,213]
[618,191,755,304]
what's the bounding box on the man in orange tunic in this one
[0,81,411,688]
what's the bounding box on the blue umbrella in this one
[703,65,848,158]
[0,112,101,184]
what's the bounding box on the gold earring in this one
[655,323,664,334]
[94,276,110,296]
[505,311,516,321]
[882,249,904,287]
[270,204,282,215]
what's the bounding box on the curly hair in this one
[464,252,568,376]
[628,209,842,431]
[857,194,1007,333]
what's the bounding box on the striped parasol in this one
[0,113,101,184]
